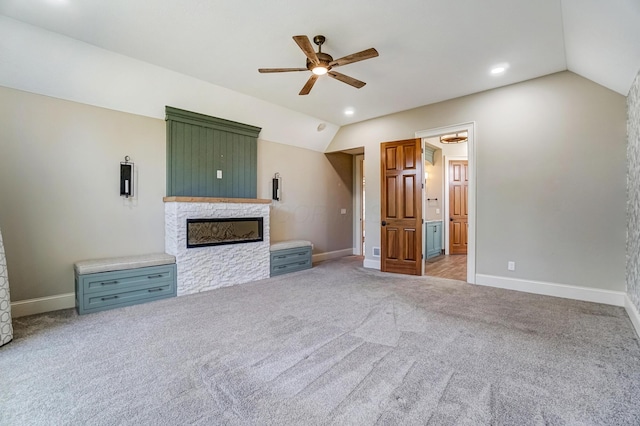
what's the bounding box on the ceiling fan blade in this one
[299,74,319,95]
[293,35,319,66]
[328,71,366,89]
[329,48,379,67]
[258,68,308,73]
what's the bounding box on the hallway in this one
[425,254,467,281]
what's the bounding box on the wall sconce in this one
[424,172,429,180]
[120,156,134,198]
[272,172,281,201]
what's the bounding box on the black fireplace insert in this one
[186,217,263,248]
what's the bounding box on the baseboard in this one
[312,248,354,263]
[475,274,626,307]
[625,295,640,338]
[363,259,381,270]
[11,292,76,318]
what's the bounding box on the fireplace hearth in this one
[187,217,263,248]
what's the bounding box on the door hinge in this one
[422,219,424,224]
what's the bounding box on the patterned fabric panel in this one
[0,227,13,346]
[627,70,640,312]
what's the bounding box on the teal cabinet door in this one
[426,221,443,259]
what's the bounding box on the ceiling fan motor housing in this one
[307,52,333,71]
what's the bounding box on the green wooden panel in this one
[166,106,261,197]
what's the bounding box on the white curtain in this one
[0,226,13,346]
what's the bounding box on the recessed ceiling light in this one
[344,108,355,116]
[317,123,327,132]
[490,63,509,75]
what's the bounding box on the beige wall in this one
[257,142,353,254]
[0,86,167,301]
[425,150,443,222]
[0,86,352,302]
[328,71,627,291]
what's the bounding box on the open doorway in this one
[417,123,476,283]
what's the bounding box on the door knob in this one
[450,218,453,222]
[381,221,387,226]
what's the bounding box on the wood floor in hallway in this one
[425,254,467,281]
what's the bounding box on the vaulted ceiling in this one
[1,0,639,128]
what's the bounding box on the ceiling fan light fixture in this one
[440,131,468,144]
[312,66,328,76]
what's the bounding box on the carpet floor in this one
[1,256,639,425]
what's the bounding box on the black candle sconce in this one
[272,172,281,201]
[120,156,134,198]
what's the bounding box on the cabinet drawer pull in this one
[276,265,287,269]
[147,274,164,279]
[297,261,307,266]
[101,295,118,301]
[275,255,286,259]
[297,253,306,256]
[148,288,164,293]
[101,280,119,286]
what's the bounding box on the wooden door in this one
[380,139,423,275]
[449,160,468,254]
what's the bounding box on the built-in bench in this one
[74,253,177,315]
[270,240,312,277]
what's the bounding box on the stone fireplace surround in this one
[164,197,271,296]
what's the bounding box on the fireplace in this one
[187,217,263,248]
[165,197,271,295]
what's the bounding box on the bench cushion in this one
[270,240,312,252]
[74,253,176,275]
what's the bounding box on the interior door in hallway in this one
[449,160,468,255]
[380,138,423,275]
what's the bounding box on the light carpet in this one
[1,256,639,425]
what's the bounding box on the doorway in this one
[417,123,475,284]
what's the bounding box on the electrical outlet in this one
[507,261,516,271]
[216,170,222,179]
[340,208,347,214]
[436,208,440,214]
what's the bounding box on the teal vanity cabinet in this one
[425,221,443,259]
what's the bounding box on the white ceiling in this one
[0,0,639,127]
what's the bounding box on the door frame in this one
[354,154,365,256]
[416,122,476,284]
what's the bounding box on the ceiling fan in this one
[258,35,379,95]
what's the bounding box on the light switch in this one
[340,208,347,214]
[436,208,440,214]
[216,170,222,179]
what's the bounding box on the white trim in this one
[11,292,76,318]
[416,122,476,284]
[312,248,354,263]
[354,154,365,256]
[476,274,625,306]
[625,295,640,338]
[363,259,381,270]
